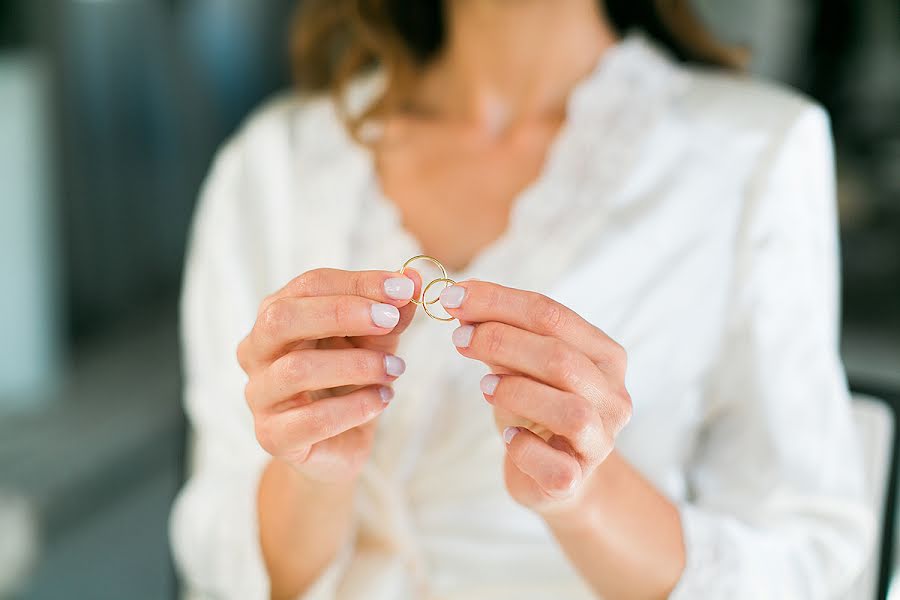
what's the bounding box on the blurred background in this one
[0,1,897,598]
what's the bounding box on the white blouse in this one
[170,34,874,599]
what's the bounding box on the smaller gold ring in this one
[422,278,458,322]
[399,254,448,306]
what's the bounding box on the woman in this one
[171,1,873,598]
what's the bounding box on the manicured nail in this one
[384,277,414,300]
[379,386,394,404]
[452,324,474,348]
[480,374,500,395]
[440,285,466,309]
[384,354,406,377]
[371,303,400,328]
[503,426,519,445]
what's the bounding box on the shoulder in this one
[185,90,348,285]
[648,64,835,229]
[675,66,832,163]
[219,89,351,174]
[673,70,838,279]
[193,87,359,233]
[186,85,373,294]
[224,69,382,169]
[683,67,822,125]
[678,68,835,196]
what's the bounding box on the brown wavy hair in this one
[290,0,748,138]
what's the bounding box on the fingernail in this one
[379,385,394,404]
[371,303,400,328]
[440,285,466,309]
[384,277,414,300]
[480,374,500,395]
[503,426,519,445]
[452,324,474,348]
[384,354,406,377]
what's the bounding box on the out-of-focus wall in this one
[38,0,293,339]
[0,52,61,407]
[696,0,813,81]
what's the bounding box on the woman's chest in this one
[374,124,558,272]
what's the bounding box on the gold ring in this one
[422,278,458,321]
[399,254,448,306]
[398,255,459,322]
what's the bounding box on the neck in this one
[414,0,618,132]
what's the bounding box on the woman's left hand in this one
[438,280,632,515]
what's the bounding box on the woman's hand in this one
[438,280,632,514]
[238,268,421,484]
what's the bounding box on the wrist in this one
[539,483,598,534]
[259,459,358,600]
[276,458,359,500]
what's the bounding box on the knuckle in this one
[331,295,356,329]
[546,461,579,495]
[609,341,628,367]
[254,419,277,454]
[597,340,627,371]
[348,271,368,298]
[255,292,278,318]
[279,352,311,386]
[291,269,325,296]
[485,324,507,355]
[547,340,573,367]
[236,338,250,372]
[532,294,566,333]
[563,399,596,441]
[615,386,634,429]
[259,292,277,308]
[353,391,379,423]
[546,342,579,386]
[483,285,503,311]
[260,298,292,337]
[243,379,257,408]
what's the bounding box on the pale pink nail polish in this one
[379,386,394,404]
[480,374,500,395]
[384,355,406,377]
[503,426,519,445]
[440,285,466,309]
[452,324,474,348]
[371,303,400,328]
[384,277,414,300]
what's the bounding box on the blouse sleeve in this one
[168,128,354,599]
[669,106,875,599]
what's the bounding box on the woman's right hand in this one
[237,268,421,484]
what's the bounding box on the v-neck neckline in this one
[334,33,684,293]
[352,35,642,283]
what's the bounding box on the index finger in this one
[438,280,617,368]
[260,268,423,317]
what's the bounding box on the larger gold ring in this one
[422,277,458,322]
[399,254,448,306]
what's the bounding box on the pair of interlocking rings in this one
[398,255,457,322]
